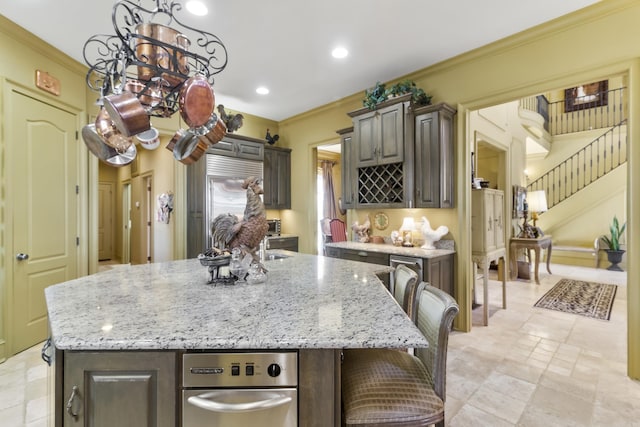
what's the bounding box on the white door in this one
[9,87,79,354]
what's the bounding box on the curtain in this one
[321,161,339,219]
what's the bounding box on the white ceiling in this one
[0,0,599,121]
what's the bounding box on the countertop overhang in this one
[45,252,429,351]
[325,241,455,258]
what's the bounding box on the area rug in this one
[534,278,617,320]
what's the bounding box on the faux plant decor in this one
[363,79,432,110]
[602,215,626,251]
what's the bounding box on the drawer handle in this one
[66,386,80,420]
[188,391,292,413]
[357,251,368,257]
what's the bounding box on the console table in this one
[509,236,553,284]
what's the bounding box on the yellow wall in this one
[276,0,640,376]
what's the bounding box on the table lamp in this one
[399,217,416,247]
[527,190,548,228]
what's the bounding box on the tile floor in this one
[1,263,637,426]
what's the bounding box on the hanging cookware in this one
[135,23,190,87]
[169,128,208,165]
[178,74,215,129]
[95,107,134,153]
[125,78,164,109]
[136,127,161,150]
[103,91,151,137]
[202,113,227,146]
[82,124,137,167]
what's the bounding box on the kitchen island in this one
[45,251,428,427]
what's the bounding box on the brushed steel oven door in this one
[183,388,297,426]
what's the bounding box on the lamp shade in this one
[399,217,416,231]
[527,190,548,213]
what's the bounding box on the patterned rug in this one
[534,278,617,320]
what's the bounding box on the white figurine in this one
[420,216,448,249]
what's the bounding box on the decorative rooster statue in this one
[351,215,371,243]
[420,216,448,249]
[210,177,269,264]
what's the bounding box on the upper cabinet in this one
[414,103,456,208]
[351,100,406,167]
[342,95,456,209]
[263,145,291,209]
[347,94,413,208]
[337,127,356,210]
[209,134,264,161]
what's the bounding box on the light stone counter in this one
[45,252,429,351]
[325,241,455,258]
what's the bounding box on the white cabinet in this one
[472,189,505,254]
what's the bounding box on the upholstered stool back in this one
[392,264,419,321]
[341,283,459,427]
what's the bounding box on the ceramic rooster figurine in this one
[210,177,268,264]
[420,216,448,249]
[351,215,371,243]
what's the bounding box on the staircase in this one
[520,86,628,267]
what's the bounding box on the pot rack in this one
[83,0,228,118]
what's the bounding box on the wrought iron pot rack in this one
[83,0,228,118]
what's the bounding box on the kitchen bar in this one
[45,251,429,426]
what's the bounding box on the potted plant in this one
[601,215,626,271]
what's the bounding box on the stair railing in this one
[527,119,627,208]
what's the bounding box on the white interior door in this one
[9,87,79,354]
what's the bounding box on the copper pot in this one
[135,23,190,87]
[103,91,151,137]
[94,107,133,153]
[202,114,227,145]
[125,79,164,109]
[178,75,215,129]
[82,124,137,167]
[169,129,208,164]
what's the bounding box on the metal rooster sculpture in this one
[217,105,244,133]
[210,177,269,266]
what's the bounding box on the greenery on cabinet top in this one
[362,80,432,110]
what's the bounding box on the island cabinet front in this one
[60,351,176,427]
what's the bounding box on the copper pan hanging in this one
[168,128,208,165]
[82,124,136,167]
[103,91,151,137]
[201,113,227,146]
[178,74,215,129]
[95,107,134,153]
[135,23,190,87]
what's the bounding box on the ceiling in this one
[0,0,599,121]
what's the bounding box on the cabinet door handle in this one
[41,338,52,366]
[66,386,80,420]
[487,216,493,231]
[16,253,29,261]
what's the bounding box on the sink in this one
[265,252,290,260]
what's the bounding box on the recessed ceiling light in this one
[332,47,348,59]
[256,87,269,95]
[186,1,208,16]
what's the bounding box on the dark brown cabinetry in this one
[267,236,298,252]
[61,351,175,426]
[347,94,413,208]
[414,103,456,208]
[263,145,292,209]
[336,127,356,210]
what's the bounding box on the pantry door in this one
[9,86,79,354]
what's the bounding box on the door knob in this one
[16,253,29,261]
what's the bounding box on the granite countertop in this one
[325,241,455,258]
[45,252,428,351]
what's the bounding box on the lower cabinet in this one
[62,351,176,427]
[424,255,454,297]
[267,236,299,252]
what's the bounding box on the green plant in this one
[362,80,432,110]
[602,215,626,251]
[363,82,388,110]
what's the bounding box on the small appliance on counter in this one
[266,219,281,236]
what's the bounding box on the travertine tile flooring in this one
[447,264,638,426]
[1,264,637,426]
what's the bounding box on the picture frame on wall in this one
[564,80,608,112]
[513,185,526,218]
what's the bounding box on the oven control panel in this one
[183,352,297,388]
